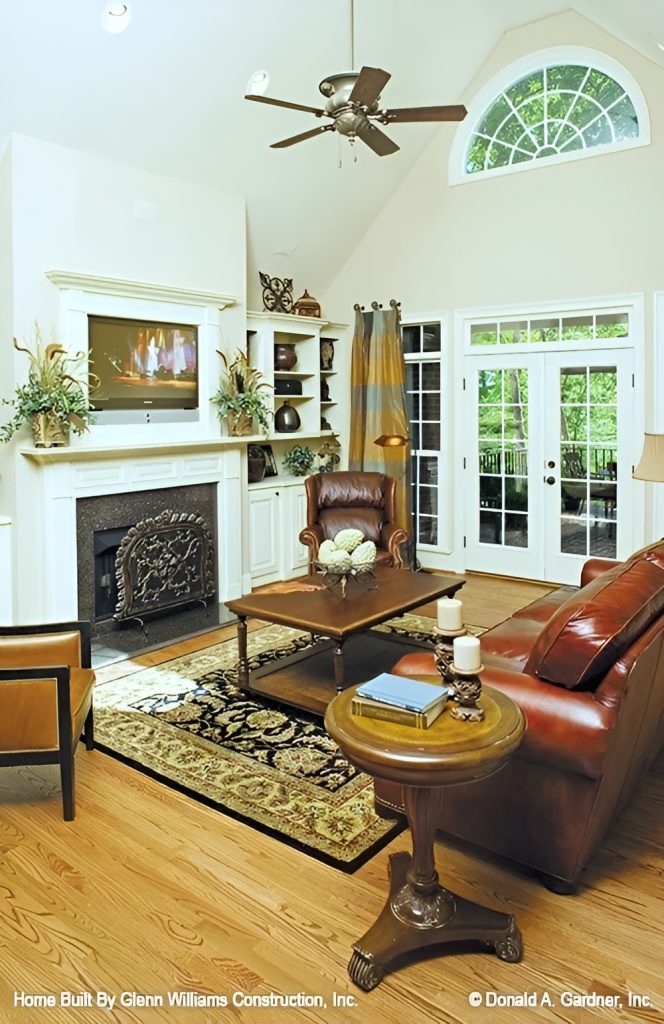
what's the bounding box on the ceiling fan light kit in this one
[245,63,466,156]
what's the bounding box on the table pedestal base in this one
[348,852,522,991]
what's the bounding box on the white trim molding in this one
[47,270,239,309]
[449,46,651,186]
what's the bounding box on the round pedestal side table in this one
[324,683,526,991]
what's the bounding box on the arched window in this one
[450,48,649,183]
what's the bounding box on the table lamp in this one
[374,433,417,570]
[633,434,664,482]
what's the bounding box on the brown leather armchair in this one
[299,471,408,573]
[0,621,95,820]
[375,545,664,893]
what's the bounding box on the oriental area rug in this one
[95,613,452,870]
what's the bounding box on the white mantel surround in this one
[7,271,250,625]
[13,439,249,624]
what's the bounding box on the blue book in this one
[356,673,449,713]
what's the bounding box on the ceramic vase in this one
[274,344,298,371]
[274,401,301,433]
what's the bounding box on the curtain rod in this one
[353,299,401,311]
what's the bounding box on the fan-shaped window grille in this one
[464,61,643,177]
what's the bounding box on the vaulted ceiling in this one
[1,1,661,308]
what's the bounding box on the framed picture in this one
[261,445,278,477]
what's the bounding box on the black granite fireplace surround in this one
[77,484,217,653]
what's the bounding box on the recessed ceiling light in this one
[101,2,131,34]
[247,69,270,96]
[658,42,664,52]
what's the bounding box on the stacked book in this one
[352,673,450,728]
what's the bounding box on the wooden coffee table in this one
[226,567,464,714]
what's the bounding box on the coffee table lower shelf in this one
[239,630,432,716]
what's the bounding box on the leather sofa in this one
[375,544,664,892]
[299,471,408,572]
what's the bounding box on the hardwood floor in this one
[1,575,663,1023]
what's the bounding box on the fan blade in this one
[356,122,399,157]
[245,94,325,116]
[270,124,334,149]
[380,104,467,123]
[349,66,391,107]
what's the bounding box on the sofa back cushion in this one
[525,548,664,689]
[316,472,385,510]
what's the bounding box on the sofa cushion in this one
[526,549,664,689]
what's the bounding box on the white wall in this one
[5,134,246,449]
[325,10,664,564]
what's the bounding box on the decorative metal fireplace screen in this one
[114,509,215,623]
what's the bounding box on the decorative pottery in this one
[320,378,330,402]
[294,289,321,318]
[320,339,335,370]
[226,411,254,436]
[274,343,298,371]
[31,412,70,448]
[274,401,301,433]
[247,445,267,483]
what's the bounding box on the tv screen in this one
[88,315,198,410]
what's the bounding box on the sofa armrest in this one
[298,525,325,575]
[580,558,620,587]
[380,523,408,568]
[391,653,616,779]
[481,666,616,779]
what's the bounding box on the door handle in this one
[544,476,556,485]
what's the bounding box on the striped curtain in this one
[348,304,412,538]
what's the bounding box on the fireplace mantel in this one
[46,270,239,309]
[19,436,265,465]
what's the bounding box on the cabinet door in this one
[248,488,281,584]
[284,483,310,577]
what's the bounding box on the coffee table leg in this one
[333,641,346,692]
[237,615,249,689]
[347,784,522,991]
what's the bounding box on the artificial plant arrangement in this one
[210,349,272,437]
[0,328,96,448]
[282,444,315,476]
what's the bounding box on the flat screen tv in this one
[88,315,198,410]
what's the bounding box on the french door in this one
[465,349,634,584]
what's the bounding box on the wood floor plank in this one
[1,575,663,1023]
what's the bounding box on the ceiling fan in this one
[244,2,466,156]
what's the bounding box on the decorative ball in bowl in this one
[315,532,377,596]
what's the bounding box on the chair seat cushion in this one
[526,549,664,689]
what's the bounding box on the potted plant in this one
[282,444,315,476]
[210,350,272,437]
[0,330,96,448]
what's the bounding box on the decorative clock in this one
[259,272,294,314]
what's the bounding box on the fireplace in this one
[77,484,218,642]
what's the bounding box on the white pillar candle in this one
[453,635,482,672]
[437,597,463,631]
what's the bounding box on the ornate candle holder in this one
[431,626,485,722]
[431,625,466,684]
[448,664,485,722]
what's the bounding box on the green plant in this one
[0,328,96,443]
[283,444,315,476]
[210,349,272,436]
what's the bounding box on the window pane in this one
[499,320,528,344]
[478,406,503,439]
[479,369,502,404]
[589,406,617,443]
[503,407,528,439]
[561,446,587,479]
[504,442,528,475]
[561,315,593,340]
[589,520,617,558]
[505,477,528,511]
[480,475,502,509]
[418,486,436,515]
[479,442,502,474]
[609,96,638,140]
[419,457,438,484]
[480,511,502,545]
[406,363,419,390]
[422,324,441,351]
[471,323,498,346]
[421,362,441,391]
[419,516,438,546]
[421,423,440,450]
[561,517,587,555]
[421,393,440,420]
[402,325,420,354]
[466,135,490,173]
[561,368,587,403]
[596,312,628,338]
[561,406,588,442]
[506,71,544,108]
[505,513,528,548]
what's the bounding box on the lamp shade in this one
[374,434,409,447]
[633,434,664,482]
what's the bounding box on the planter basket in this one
[31,413,70,448]
[226,411,254,436]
